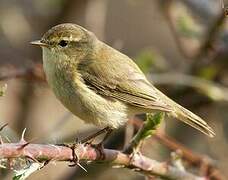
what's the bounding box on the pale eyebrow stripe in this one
[61,36,82,42]
[62,37,81,42]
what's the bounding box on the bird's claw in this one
[91,143,106,160]
[55,139,79,167]
[68,144,79,167]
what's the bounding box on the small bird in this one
[31,23,215,138]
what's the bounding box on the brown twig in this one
[0,64,46,82]
[0,142,205,180]
[149,73,228,102]
[162,1,226,60]
[198,11,226,59]
[154,132,225,180]
[162,0,196,59]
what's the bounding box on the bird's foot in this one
[67,143,87,172]
[68,143,79,167]
[81,127,113,160]
[90,142,106,160]
[55,139,80,167]
[55,127,113,167]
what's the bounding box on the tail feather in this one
[152,86,215,137]
[171,104,215,138]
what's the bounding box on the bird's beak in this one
[30,40,48,47]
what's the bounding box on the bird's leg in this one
[101,127,113,143]
[90,127,113,160]
[58,127,113,163]
[55,138,80,167]
[81,126,112,144]
[68,143,79,167]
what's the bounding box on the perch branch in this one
[0,142,205,180]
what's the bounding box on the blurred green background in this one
[0,0,227,179]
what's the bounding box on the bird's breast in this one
[42,48,129,128]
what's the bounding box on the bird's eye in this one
[58,40,68,47]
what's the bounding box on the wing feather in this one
[77,42,172,112]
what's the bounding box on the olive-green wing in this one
[77,43,172,112]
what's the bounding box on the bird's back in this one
[78,40,215,137]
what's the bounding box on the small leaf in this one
[125,112,165,153]
[135,50,155,74]
[13,162,43,180]
[0,84,7,97]
[198,66,218,80]
[140,113,164,139]
[177,15,200,38]
[135,50,169,74]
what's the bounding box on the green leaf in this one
[140,112,164,140]
[124,112,165,153]
[0,84,7,97]
[177,15,200,38]
[198,66,218,80]
[135,50,155,73]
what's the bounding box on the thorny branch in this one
[0,115,210,180]
[0,142,205,180]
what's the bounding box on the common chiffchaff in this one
[31,23,215,137]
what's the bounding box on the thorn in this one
[17,136,38,150]
[68,161,87,172]
[19,142,30,149]
[17,141,30,150]
[43,160,51,168]
[0,123,8,132]
[20,128,27,143]
[25,154,39,163]
[76,162,87,172]
[0,136,4,144]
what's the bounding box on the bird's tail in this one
[170,102,215,137]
